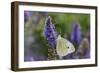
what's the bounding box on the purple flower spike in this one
[43,16,57,48]
[71,22,81,46]
[24,11,30,22]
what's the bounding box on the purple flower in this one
[63,53,73,59]
[24,55,34,61]
[43,16,57,48]
[24,11,30,22]
[84,49,90,58]
[71,22,81,46]
[24,54,47,61]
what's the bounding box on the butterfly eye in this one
[67,46,69,49]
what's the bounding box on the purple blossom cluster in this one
[71,23,81,46]
[43,16,57,48]
[24,11,30,22]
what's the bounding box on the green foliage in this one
[49,13,90,37]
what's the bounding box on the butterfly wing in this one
[56,35,75,57]
[66,40,75,55]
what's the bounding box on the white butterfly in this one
[56,35,75,59]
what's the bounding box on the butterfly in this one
[56,35,75,59]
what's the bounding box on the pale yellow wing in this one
[56,35,75,57]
